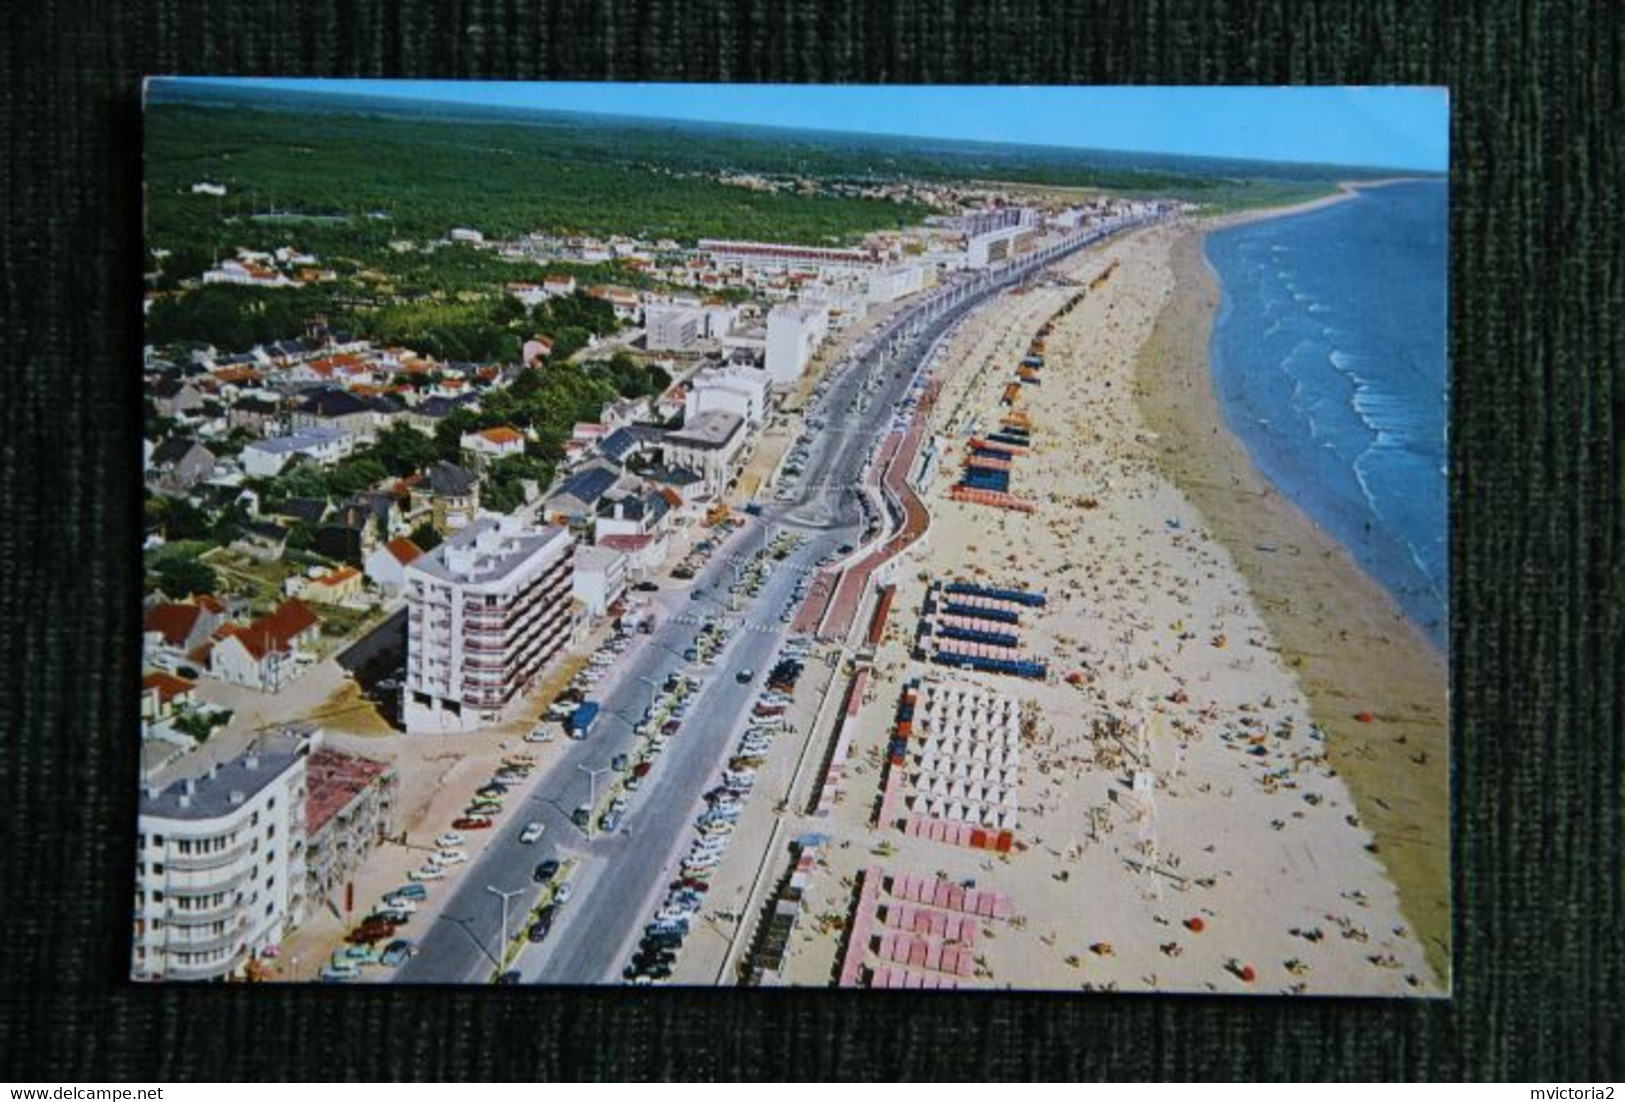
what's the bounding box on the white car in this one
[435,831,466,849]
[519,821,546,844]
[408,865,446,882]
[433,849,468,866]
[524,726,555,744]
[553,881,575,905]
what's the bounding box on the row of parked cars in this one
[320,755,543,982]
[671,517,744,581]
[622,637,812,984]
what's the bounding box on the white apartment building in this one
[699,239,881,275]
[131,733,310,982]
[966,224,1036,269]
[644,300,706,351]
[765,303,830,386]
[404,515,576,734]
[685,363,771,426]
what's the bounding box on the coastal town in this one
[136,86,1448,996]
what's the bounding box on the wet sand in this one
[1135,222,1451,985]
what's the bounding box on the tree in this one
[372,422,439,477]
[155,556,218,599]
[408,522,442,552]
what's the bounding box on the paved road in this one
[393,215,1157,984]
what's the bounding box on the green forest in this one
[144,104,934,270]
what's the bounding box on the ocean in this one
[1205,180,1449,651]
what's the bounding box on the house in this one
[595,489,671,540]
[423,461,480,534]
[151,377,206,417]
[401,393,480,435]
[596,532,669,578]
[641,465,707,505]
[598,423,666,467]
[240,427,353,478]
[572,545,628,617]
[140,671,198,723]
[662,410,749,495]
[601,397,650,429]
[146,438,217,495]
[521,335,554,366]
[143,600,225,670]
[588,285,642,322]
[298,566,364,606]
[288,388,380,441]
[232,520,289,562]
[276,497,330,530]
[543,461,622,526]
[543,275,577,298]
[200,599,321,693]
[314,500,389,566]
[226,394,281,437]
[460,425,526,465]
[364,536,423,597]
[654,384,689,421]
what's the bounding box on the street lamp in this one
[576,763,612,839]
[486,884,525,972]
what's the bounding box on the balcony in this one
[162,947,247,982]
[164,842,250,872]
[165,868,250,897]
[164,899,240,926]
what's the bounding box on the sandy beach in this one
[1137,213,1451,985]
[773,209,1447,995]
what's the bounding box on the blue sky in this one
[176,80,1449,172]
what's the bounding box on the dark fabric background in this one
[1,0,1620,1082]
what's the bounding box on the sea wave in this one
[1206,181,1449,648]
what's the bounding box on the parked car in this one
[451,817,494,830]
[409,865,445,882]
[387,884,428,903]
[380,940,417,968]
[435,831,466,849]
[430,849,468,866]
[553,881,575,906]
[319,964,361,983]
[527,909,556,943]
[533,859,561,884]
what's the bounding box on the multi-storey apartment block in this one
[403,515,576,733]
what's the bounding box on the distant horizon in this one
[153,79,1450,174]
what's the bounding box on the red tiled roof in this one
[195,594,226,615]
[142,671,197,704]
[384,537,423,565]
[314,567,360,587]
[225,599,321,661]
[477,426,524,446]
[656,487,684,508]
[144,603,202,647]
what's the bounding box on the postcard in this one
[136,80,1448,993]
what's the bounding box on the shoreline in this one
[1133,221,1451,985]
[1204,176,1432,230]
